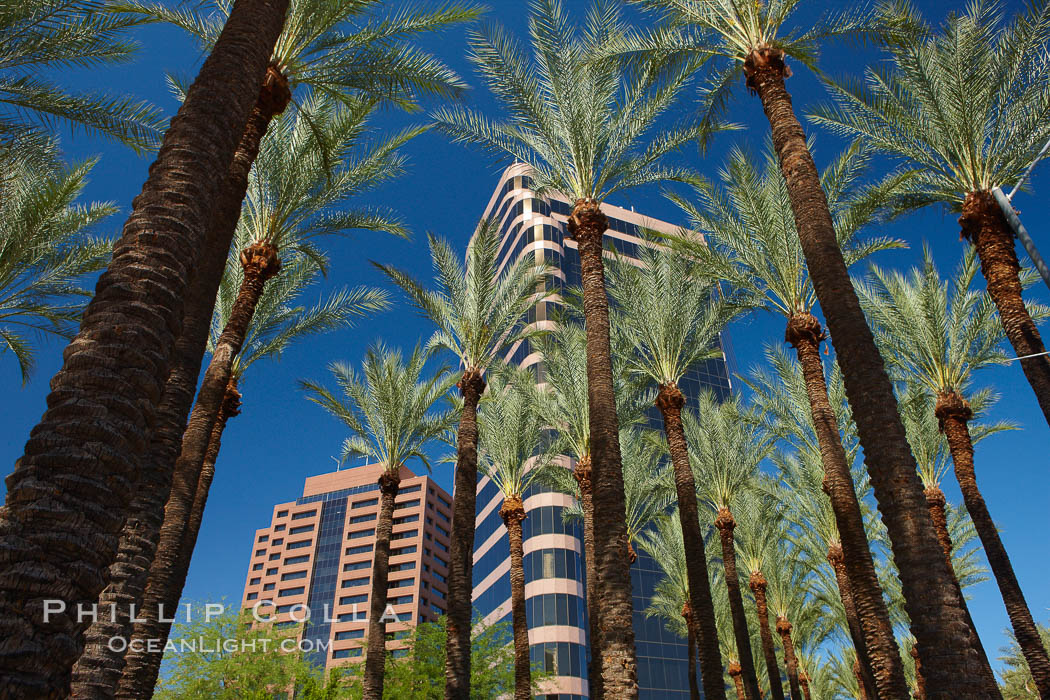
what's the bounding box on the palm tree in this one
[431,1,716,692]
[377,219,551,700]
[639,514,701,700]
[685,395,767,700]
[302,344,455,699]
[531,322,650,696]
[114,98,413,699]
[670,141,906,696]
[605,239,738,698]
[998,622,1050,700]
[856,248,1050,695]
[623,0,992,691]
[474,366,552,700]
[811,0,1050,430]
[0,0,289,692]
[0,145,114,382]
[0,0,164,153]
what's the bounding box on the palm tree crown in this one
[0,144,114,381]
[433,0,712,203]
[0,0,164,152]
[686,393,768,515]
[301,344,454,474]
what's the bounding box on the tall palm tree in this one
[744,346,881,700]
[377,219,551,700]
[94,6,475,693]
[303,344,455,699]
[670,140,905,696]
[114,98,413,699]
[0,146,114,382]
[605,239,738,698]
[639,513,701,700]
[0,1,289,693]
[811,0,1050,430]
[474,366,553,700]
[623,1,992,691]
[856,248,1050,695]
[431,1,717,692]
[531,322,650,696]
[0,0,164,153]
[687,395,769,700]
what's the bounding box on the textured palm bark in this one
[745,48,994,698]
[70,72,286,700]
[444,370,485,700]
[749,572,786,700]
[799,670,812,700]
[825,542,877,700]
[911,643,926,700]
[960,192,1050,429]
[574,456,603,700]
[937,391,1050,697]
[683,604,700,700]
[501,497,531,700]
[922,484,997,683]
[787,312,899,696]
[0,2,287,695]
[656,383,726,700]
[714,508,761,700]
[362,471,401,699]
[853,657,868,700]
[775,617,801,700]
[729,661,745,700]
[117,242,281,698]
[566,199,638,698]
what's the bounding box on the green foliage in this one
[999,620,1050,698]
[376,217,552,376]
[119,0,478,112]
[686,392,769,511]
[432,0,715,202]
[0,0,164,152]
[811,0,1050,204]
[0,141,115,382]
[301,343,456,475]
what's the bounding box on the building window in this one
[348,529,375,540]
[389,595,413,605]
[281,570,308,581]
[269,553,280,561]
[250,577,261,585]
[277,510,288,518]
[334,629,364,641]
[390,561,416,572]
[285,555,309,565]
[279,586,305,597]
[286,539,312,550]
[343,560,370,572]
[289,524,314,535]
[342,577,369,588]
[274,524,285,532]
[340,594,368,605]
[388,578,414,589]
[252,563,263,571]
[392,545,416,556]
[396,499,420,510]
[391,530,417,541]
[435,510,450,523]
[437,494,451,510]
[435,524,449,538]
[255,549,266,557]
[348,513,377,525]
[291,510,316,520]
[267,568,278,576]
[433,541,449,553]
[346,544,373,556]
[246,592,258,600]
[271,538,283,546]
[399,485,421,495]
[263,583,275,591]
[258,535,268,542]
[393,514,418,525]
[332,648,362,659]
[351,498,378,510]
[431,588,446,600]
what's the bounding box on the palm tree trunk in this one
[936,391,1050,697]
[117,242,281,698]
[655,383,725,700]
[775,616,801,700]
[445,369,485,700]
[714,508,761,700]
[566,198,638,698]
[799,669,812,700]
[0,1,287,694]
[69,72,286,700]
[853,657,868,700]
[745,47,996,698]
[574,455,603,700]
[363,471,401,699]
[960,191,1050,429]
[749,572,786,700]
[825,542,878,700]
[501,496,531,700]
[684,604,700,700]
[911,643,926,700]
[729,661,745,700]
[786,311,900,697]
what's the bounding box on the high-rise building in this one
[471,164,733,699]
[241,464,453,671]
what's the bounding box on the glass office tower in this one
[470,164,732,699]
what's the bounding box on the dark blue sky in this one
[2,0,1047,670]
